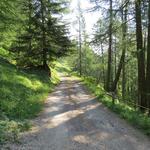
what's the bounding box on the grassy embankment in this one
[0,50,60,144]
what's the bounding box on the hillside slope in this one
[0,57,59,144]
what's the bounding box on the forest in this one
[0,0,150,148]
[71,0,150,112]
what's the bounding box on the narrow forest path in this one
[4,75,150,150]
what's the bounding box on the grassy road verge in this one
[0,58,60,144]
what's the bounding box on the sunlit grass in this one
[0,57,60,144]
[54,60,72,75]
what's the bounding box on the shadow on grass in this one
[0,57,51,120]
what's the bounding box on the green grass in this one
[81,76,150,136]
[0,57,60,144]
[54,59,72,75]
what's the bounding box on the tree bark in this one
[111,0,128,93]
[40,0,51,77]
[101,42,105,88]
[40,0,47,67]
[28,0,32,52]
[79,18,82,76]
[135,0,146,111]
[146,0,150,111]
[77,0,82,76]
[106,0,113,91]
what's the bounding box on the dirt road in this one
[4,76,150,150]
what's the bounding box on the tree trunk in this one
[122,57,126,101]
[40,0,47,68]
[101,42,105,88]
[106,0,113,91]
[40,0,51,77]
[122,1,128,102]
[111,0,128,93]
[146,1,150,111]
[28,0,32,52]
[79,22,82,76]
[111,51,125,91]
[135,0,146,111]
[77,0,82,76]
[114,35,117,77]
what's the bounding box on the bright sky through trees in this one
[68,0,100,38]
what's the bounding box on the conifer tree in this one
[10,0,71,76]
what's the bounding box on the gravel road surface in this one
[3,76,150,150]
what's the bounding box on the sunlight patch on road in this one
[45,106,60,113]
[72,132,110,145]
[45,103,100,129]
[46,109,84,128]
[82,103,100,111]
[73,135,90,144]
